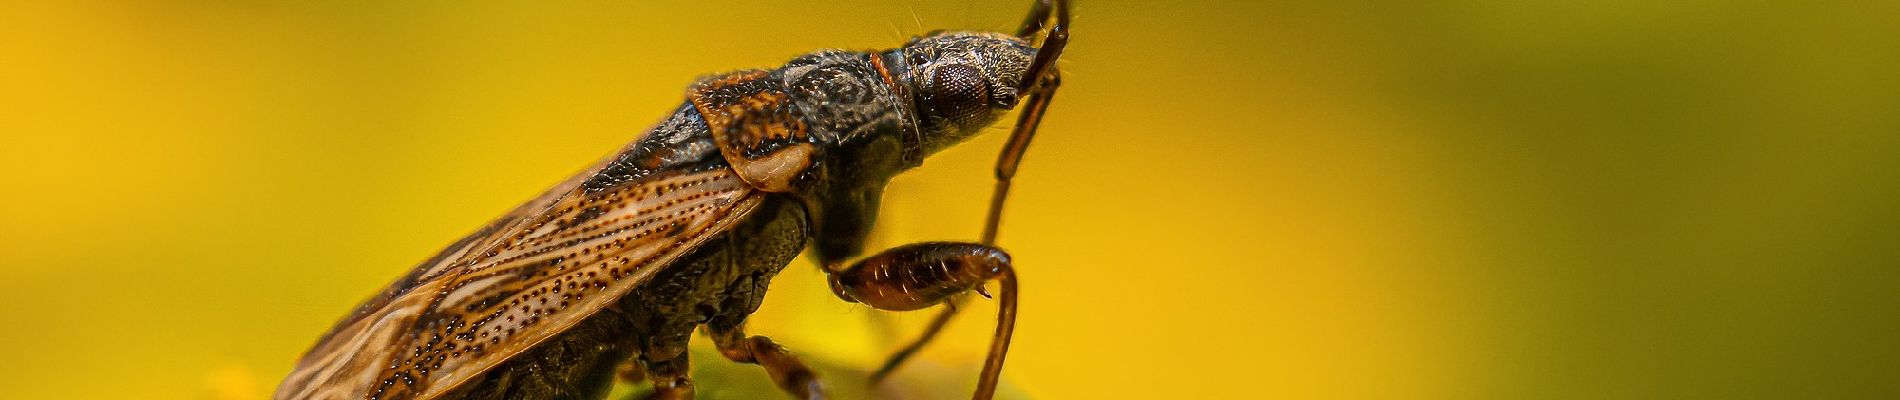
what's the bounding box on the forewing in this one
[276,157,762,400]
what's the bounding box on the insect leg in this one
[616,358,646,385]
[992,0,1068,242]
[641,356,694,400]
[871,22,1067,387]
[984,72,1061,244]
[706,324,827,400]
[828,242,1018,400]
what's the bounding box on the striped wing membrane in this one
[277,109,764,399]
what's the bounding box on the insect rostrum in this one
[275,1,1069,399]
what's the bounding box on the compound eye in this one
[930,64,991,127]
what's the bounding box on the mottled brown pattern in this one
[278,1,1070,398]
[690,71,816,193]
[276,166,765,400]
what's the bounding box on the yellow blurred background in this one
[4,0,1898,398]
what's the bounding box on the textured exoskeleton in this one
[275,1,1069,399]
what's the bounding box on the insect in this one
[274,0,1069,399]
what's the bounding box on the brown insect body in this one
[277,1,1068,399]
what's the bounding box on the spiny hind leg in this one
[827,242,1019,400]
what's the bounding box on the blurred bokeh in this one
[3,0,1897,399]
